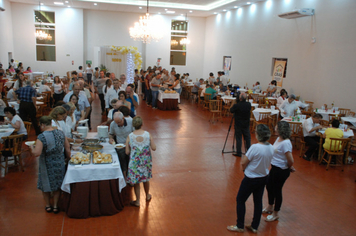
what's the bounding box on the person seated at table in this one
[323,119,343,151]
[0,94,6,122]
[31,116,71,214]
[267,80,277,96]
[205,84,217,99]
[125,116,156,207]
[219,83,228,93]
[277,89,288,108]
[39,80,51,94]
[25,67,32,73]
[252,82,262,93]
[8,65,15,74]
[302,113,323,161]
[279,94,297,118]
[192,78,204,98]
[109,111,134,178]
[3,107,28,140]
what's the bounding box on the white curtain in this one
[100,46,127,78]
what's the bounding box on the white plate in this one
[72,132,84,138]
[114,144,126,149]
[78,119,89,124]
[25,141,36,146]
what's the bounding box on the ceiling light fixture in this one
[234,6,238,8]
[139,7,142,9]
[165,9,167,11]
[65,1,68,3]
[166,11,175,14]
[94,3,97,6]
[54,2,64,5]
[35,1,52,41]
[189,10,193,13]
[223,9,227,11]
[247,2,251,4]
[129,0,163,44]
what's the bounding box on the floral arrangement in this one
[110,46,142,70]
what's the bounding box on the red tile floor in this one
[1,96,356,236]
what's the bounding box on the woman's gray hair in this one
[277,121,291,139]
[256,124,271,142]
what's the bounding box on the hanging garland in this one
[110,46,142,70]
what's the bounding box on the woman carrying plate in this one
[125,116,156,207]
[31,116,71,214]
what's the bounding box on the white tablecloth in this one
[253,108,280,121]
[158,90,180,103]
[23,73,33,80]
[251,103,259,108]
[281,117,306,124]
[8,101,19,111]
[221,96,235,103]
[0,127,16,141]
[266,97,277,100]
[237,88,248,92]
[32,72,44,79]
[315,109,340,121]
[318,129,354,138]
[5,80,15,88]
[61,133,126,194]
[341,117,356,127]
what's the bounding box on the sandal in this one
[53,207,60,214]
[146,194,152,202]
[130,201,140,207]
[45,206,53,213]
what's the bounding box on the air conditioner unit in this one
[278,8,314,19]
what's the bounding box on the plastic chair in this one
[319,137,351,171]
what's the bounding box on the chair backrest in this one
[299,125,305,142]
[258,95,265,105]
[328,114,341,122]
[209,99,222,112]
[338,108,350,116]
[320,120,329,127]
[250,94,259,103]
[268,99,277,106]
[2,97,9,107]
[289,122,301,136]
[1,134,25,156]
[349,111,355,117]
[258,111,271,122]
[204,93,212,101]
[326,138,350,153]
[23,121,31,136]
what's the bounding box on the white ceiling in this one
[10,0,267,17]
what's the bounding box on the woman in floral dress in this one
[125,116,156,207]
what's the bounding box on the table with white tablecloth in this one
[0,127,16,141]
[4,80,15,88]
[250,103,259,108]
[221,95,236,103]
[341,117,356,127]
[8,101,19,111]
[32,72,44,79]
[157,90,180,110]
[315,109,340,121]
[253,108,279,121]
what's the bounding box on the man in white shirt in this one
[105,79,123,110]
[302,113,323,161]
[120,74,128,90]
[279,94,297,118]
[220,72,228,86]
[38,80,51,94]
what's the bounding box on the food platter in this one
[82,144,103,152]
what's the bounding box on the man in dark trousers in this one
[15,80,41,135]
[230,92,251,157]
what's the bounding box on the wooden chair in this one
[250,94,259,103]
[254,111,271,130]
[289,122,302,149]
[36,104,46,118]
[2,97,10,107]
[319,138,351,171]
[223,99,233,117]
[24,121,31,136]
[328,113,341,123]
[197,88,204,107]
[258,95,265,105]
[1,134,25,174]
[268,99,277,106]
[299,125,307,157]
[42,91,52,110]
[338,108,350,117]
[349,111,355,117]
[320,120,329,127]
[267,115,278,139]
[203,93,211,110]
[209,100,223,123]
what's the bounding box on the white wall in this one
[10,3,83,76]
[0,0,14,66]
[203,0,356,111]
[84,10,206,79]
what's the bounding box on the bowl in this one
[83,139,100,146]
[114,143,126,149]
[82,144,103,152]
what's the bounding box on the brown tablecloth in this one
[157,99,179,111]
[60,179,125,219]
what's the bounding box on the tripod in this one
[222,115,248,155]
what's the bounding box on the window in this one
[34,11,56,61]
[170,20,188,66]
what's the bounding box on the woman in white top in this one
[169,74,181,94]
[13,73,25,90]
[227,124,274,233]
[276,89,288,108]
[103,79,112,105]
[52,76,64,106]
[50,106,81,143]
[264,121,295,222]
[85,63,93,85]
[6,88,17,101]
[4,107,28,139]
[65,102,77,131]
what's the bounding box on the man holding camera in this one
[230,92,251,157]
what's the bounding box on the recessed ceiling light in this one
[223,9,227,11]
[247,2,251,4]
[234,6,238,8]
[165,9,167,11]
[54,2,64,5]
[94,3,97,5]
[214,12,217,14]
[40,3,44,5]
[65,1,68,3]
[67,5,70,7]
[166,11,175,14]
[139,7,142,9]
[189,10,192,13]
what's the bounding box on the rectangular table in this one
[341,117,356,127]
[60,133,126,218]
[253,108,280,121]
[157,90,180,110]
[315,109,340,121]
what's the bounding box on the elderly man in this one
[110,73,117,81]
[120,74,128,90]
[302,113,324,161]
[63,83,90,119]
[126,86,138,117]
[279,94,297,118]
[105,78,122,110]
[230,92,251,157]
[151,73,162,109]
[94,70,107,115]
[38,80,51,94]
[109,111,134,177]
[15,80,41,135]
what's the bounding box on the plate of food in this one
[25,141,36,146]
[69,152,91,165]
[92,151,112,164]
[114,143,126,149]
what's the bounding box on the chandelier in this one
[129,0,162,44]
[171,39,178,46]
[180,38,190,45]
[35,2,52,41]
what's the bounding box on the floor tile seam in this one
[61,214,65,236]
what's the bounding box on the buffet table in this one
[60,133,126,218]
[157,90,180,111]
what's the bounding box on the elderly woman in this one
[4,106,27,140]
[31,116,71,214]
[50,106,81,143]
[263,121,295,222]
[227,124,274,233]
[65,102,77,131]
[125,116,156,207]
